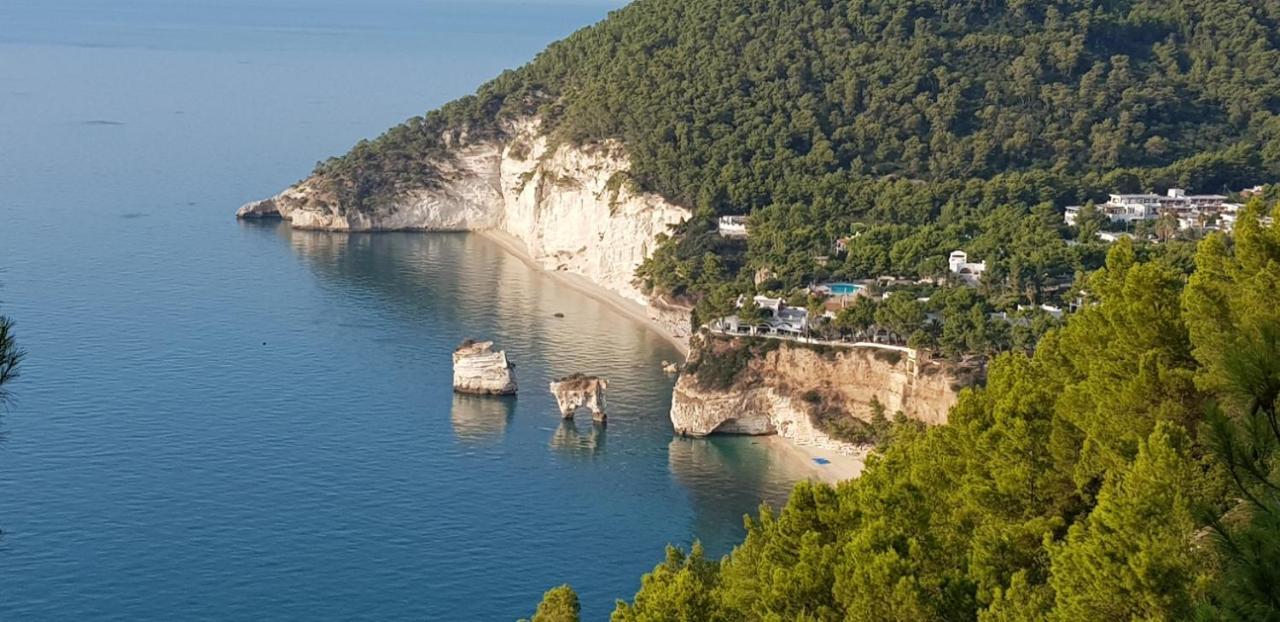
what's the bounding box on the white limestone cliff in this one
[452,341,518,396]
[549,374,608,422]
[237,118,691,317]
[670,337,969,457]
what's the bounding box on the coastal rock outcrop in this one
[647,296,694,351]
[670,336,972,456]
[237,118,691,343]
[452,340,517,395]
[549,374,608,422]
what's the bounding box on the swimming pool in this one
[824,283,863,297]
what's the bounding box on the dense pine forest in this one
[318,0,1279,306]
[532,203,1280,622]
[303,1,1280,618]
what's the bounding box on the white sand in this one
[479,230,688,356]
[757,436,866,483]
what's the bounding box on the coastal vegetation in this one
[292,0,1280,616]
[312,0,1280,356]
[535,203,1280,621]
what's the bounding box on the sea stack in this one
[452,340,518,395]
[549,374,608,422]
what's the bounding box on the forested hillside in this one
[325,0,1280,206]
[317,0,1280,303]
[531,201,1280,622]
[298,1,1280,617]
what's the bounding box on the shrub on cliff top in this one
[685,335,779,390]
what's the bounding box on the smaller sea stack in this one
[549,374,608,422]
[453,340,518,396]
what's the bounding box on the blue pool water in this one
[826,283,863,296]
[0,2,817,620]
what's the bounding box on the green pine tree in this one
[0,313,23,404]
[1047,422,1207,621]
[527,584,581,622]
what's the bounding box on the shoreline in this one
[478,229,689,357]
[756,435,866,483]
[479,229,864,483]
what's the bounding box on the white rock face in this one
[669,378,864,456]
[452,341,517,395]
[669,340,965,456]
[549,375,608,422]
[237,117,691,313]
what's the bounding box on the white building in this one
[1063,204,1081,226]
[718,215,749,238]
[1098,231,1133,243]
[1065,188,1236,232]
[716,295,809,336]
[948,250,986,285]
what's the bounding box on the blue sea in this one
[0,2,815,619]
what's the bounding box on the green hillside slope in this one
[316,0,1280,308]
[322,0,1280,210]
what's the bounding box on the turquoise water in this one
[0,2,815,620]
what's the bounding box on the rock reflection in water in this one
[450,394,517,445]
[550,418,606,457]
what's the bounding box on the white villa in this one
[1064,188,1242,232]
[718,215,750,238]
[949,250,986,285]
[715,295,810,336]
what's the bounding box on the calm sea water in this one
[0,2,814,620]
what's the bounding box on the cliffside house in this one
[715,295,809,336]
[948,250,986,286]
[718,215,750,238]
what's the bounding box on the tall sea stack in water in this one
[452,340,517,396]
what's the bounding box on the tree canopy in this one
[594,204,1280,620]
[308,0,1280,336]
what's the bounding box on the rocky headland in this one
[237,118,692,348]
[452,340,518,396]
[670,335,978,465]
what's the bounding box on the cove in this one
[0,4,817,613]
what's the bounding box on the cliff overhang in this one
[670,334,975,456]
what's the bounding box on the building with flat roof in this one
[717,215,749,238]
[948,250,986,285]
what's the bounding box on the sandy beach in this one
[479,230,689,357]
[757,436,867,483]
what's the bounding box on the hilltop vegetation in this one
[315,0,1280,320]
[322,0,1280,207]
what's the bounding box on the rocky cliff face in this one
[646,296,696,346]
[452,341,517,395]
[238,118,691,311]
[670,338,965,456]
[549,374,608,422]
